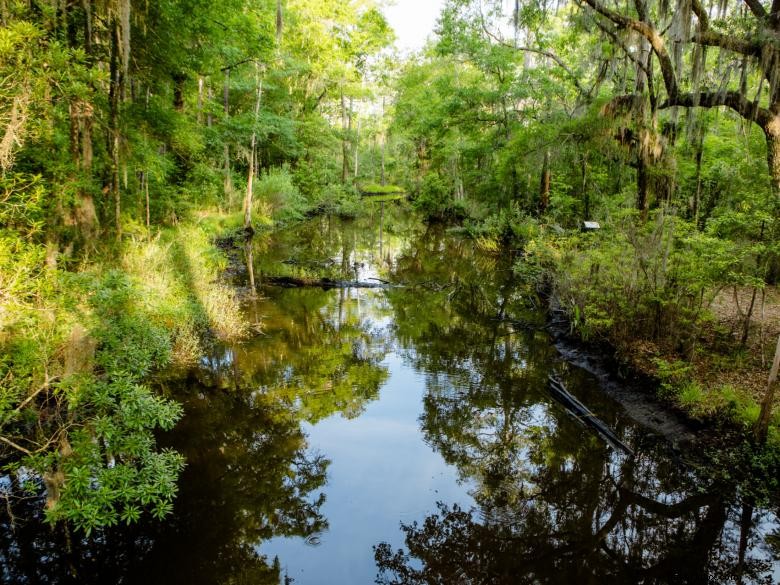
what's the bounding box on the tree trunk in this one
[692,127,704,226]
[581,154,589,220]
[764,125,780,198]
[380,96,386,186]
[539,150,550,214]
[341,90,350,183]
[207,83,213,127]
[243,67,262,230]
[197,76,203,124]
[764,126,780,283]
[223,68,232,198]
[109,13,123,238]
[354,117,360,179]
[637,154,649,221]
[755,334,780,444]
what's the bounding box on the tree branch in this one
[579,0,679,99]
[694,29,762,57]
[691,0,710,29]
[660,90,772,127]
[744,0,767,19]
[0,436,32,456]
[593,19,650,78]
[13,376,59,414]
[478,12,584,93]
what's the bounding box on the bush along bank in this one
[450,205,780,494]
[0,222,248,534]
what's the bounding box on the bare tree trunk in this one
[692,126,704,226]
[741,286,759,346]
[243,65,262,230]
[539,150,550,213]
[197,76,204,124]
[223,68,232,198]
[341,90,350,183]
[581,154,589,219]
[380,96,386,186]
[109,13,123,239]
[354,117,360,179]
[276,0,283,44]
[637,154,649,220]
[755,334,780,443]
[207,83,213,127]
[764,127,780,283]
[145,172,150,231]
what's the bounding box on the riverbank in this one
[0,216,249,531]
[497,210,780,463]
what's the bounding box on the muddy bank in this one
[547,307,705,451]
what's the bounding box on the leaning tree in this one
[576,0,780,202]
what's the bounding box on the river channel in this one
[1,204,779,584]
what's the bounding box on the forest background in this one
[1,0,779,532]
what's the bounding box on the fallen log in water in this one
[261,275,399,289]
[548,375,635,457]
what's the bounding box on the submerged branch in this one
[261,275,401,289]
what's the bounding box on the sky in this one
[383,0,446,53]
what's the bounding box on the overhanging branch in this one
[578,0,679,99]
[660,90,772,127]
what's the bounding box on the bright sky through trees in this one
[384,0,445,51]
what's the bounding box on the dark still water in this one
[2,206,780,584]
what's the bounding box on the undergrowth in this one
[0,221,247,532]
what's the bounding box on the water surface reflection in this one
[1,206,778,584]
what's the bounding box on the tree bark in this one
[755,334,780,444]
[223,68,232,198]
[581,154,589,220]
[341,90,350,183]
[243,66,262,230]
[354,117,360,179]
[173,74,186,112]
[764,125,780,198]
[539,150,550,213]
[197,76,203,124]
[380,96,387,186]
[692,127,704,226]
[109,12,123,238]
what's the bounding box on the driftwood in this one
[548,375,635,456]
[261,275,399,289]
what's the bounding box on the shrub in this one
[254,166,307,224]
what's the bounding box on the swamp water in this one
[2,206,779,584]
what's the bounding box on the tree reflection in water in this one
[1,211,777,584]
[375,222,777,585]
[0,217,396,584]
[0,383,328,585]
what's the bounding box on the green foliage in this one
[413,173,466,220]
[255,166,307,224]
[0,220,249,532]
[358,183,405,194]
